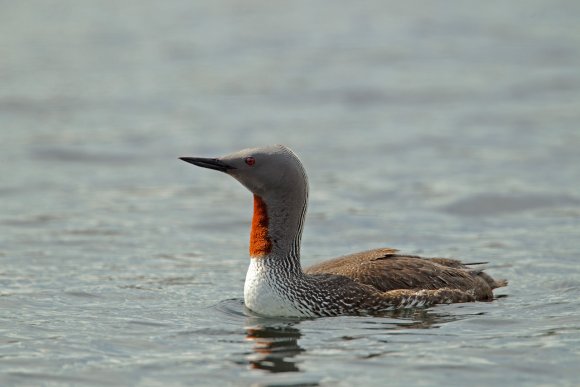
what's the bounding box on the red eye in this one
[245,156,256,166]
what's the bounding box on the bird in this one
[179,144,507,317]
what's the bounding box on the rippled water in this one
[1,1,580,386]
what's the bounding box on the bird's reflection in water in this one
[241,307,468,374]
[244,323,304,373]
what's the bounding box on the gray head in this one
[180,144,308,200]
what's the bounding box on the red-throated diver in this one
[180,145,507,317]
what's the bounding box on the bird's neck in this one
[249,192,307,273]
[249,194,273,257]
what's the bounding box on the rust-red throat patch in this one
[250,194,272,257]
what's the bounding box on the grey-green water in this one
[1,1,580,386]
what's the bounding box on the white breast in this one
[244,259,306,317]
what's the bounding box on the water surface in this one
[1,1,580,386]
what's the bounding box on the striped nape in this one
[286,147,309,266]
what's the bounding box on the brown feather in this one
[305,248,507,302]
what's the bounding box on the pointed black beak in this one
[179,157,235,172]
